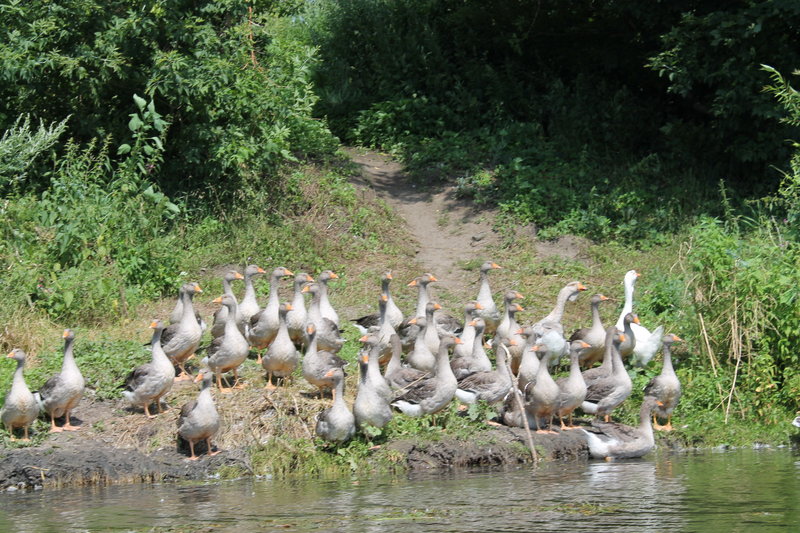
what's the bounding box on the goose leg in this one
[217,371,232,393]
[661,415,674,431]
[22,426,30,441]
[232,368,246,389]
[559,414,568,430]
[144,403,155,419]
[62,410,80,431]
[187,440,199,461]
[265,372,276,390]
[49,413,63,433]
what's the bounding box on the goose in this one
[302,323,346,398]
[358,333,393,402]
[317,270,341,327]
[169,283,207,332]
[644,334,683,431]
[303,282,345,353]
[515,326,541,396]
[262,302,298,388]
[531,281,587,339]
[161,282,203,379]
[617,312,638,359]
[206,294,251,392]
[354,347,394,430]
[384,333,428,391]
[406,304,441,372]
[392,336,461,417]
[374,293,399,364]
[525,344,561,433]
[581,396,660,460]
[452,301,484,360]
[210,270,244,338]
[616,270,664,367]
[397,273,437,349]
[422,301,443,355]
[454,337,512,405]
[121,320,175,417]
[581,326,621,386]
[177,368,220,461]
[474,261,502,334]
[569,294,610,367]
[581,332,632,421]
[554,340,591,429]
[409,273,437,318]
[286,272,315,346]
[247,266,294,362]
[35,329,85,432]
[451,318,493,380]
[1,349,39,441]
[351,271,404,332]
[236,264,266,334]
[495,291,525,372]
[315,368,355,443]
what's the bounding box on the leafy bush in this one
[0,97,180,323]
[0,1,337,203]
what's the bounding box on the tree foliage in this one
[0,0,336,201]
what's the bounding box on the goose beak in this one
[213,296,223,304]
[407,279,418,287]
[508,339,517,346]
[6,351,14,358]
[428,275,438,282]
[284,303,294,311]
[619,334,627,343]
[301,285,310,293]
[673,334,684,342]
[234,272,244,280]
[149,320,159,329]
[433,303,442,310]
[515,304,525,311]
[491,262,502,269]
[468,320,477,327]
[284,269,294,276]
[633,316,641,324]
[306,274,315,282]
[454,338,463,344]
[329,272,339,279]
[386,272,393,280]
[62,330,70,338]
[577,283,587,291]
[194,373,204,383]
[359,335,369,342]
[195,284,203,293]
[474,302,484,310]
[600,295,609,301]
[381,294,388,302]
[408,317,417,324]
[580,341,591,348]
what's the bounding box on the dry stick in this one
[698,312,726,407]
[500,343,538,464]
[724,301,741,424]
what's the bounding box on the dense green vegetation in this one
[0,0,799,453]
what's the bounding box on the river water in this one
[1,447,798,532]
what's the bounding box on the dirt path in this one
[344,147,503,297]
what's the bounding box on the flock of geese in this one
[1,264,684,461]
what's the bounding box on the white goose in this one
[616,270,664,367]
